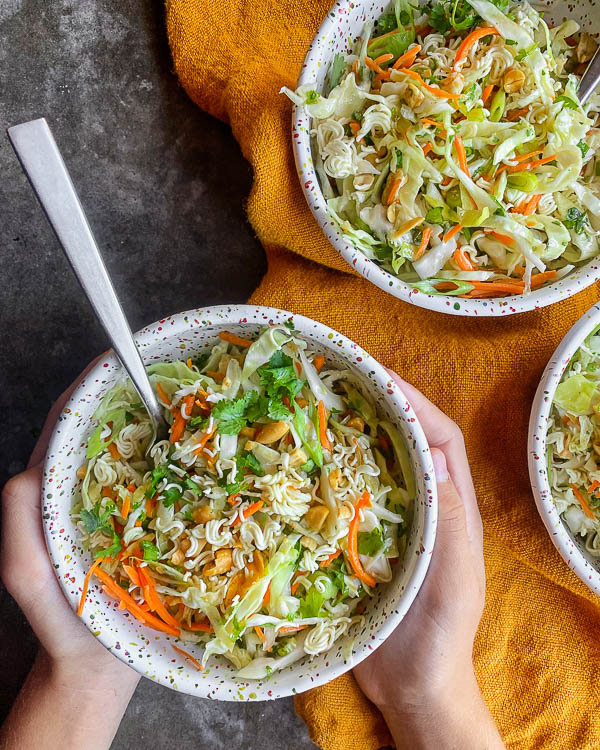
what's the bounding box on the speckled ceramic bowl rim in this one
[43,304,437,700]
[528,301,600,594]
[291,0,600,317]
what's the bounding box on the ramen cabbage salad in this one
[75,326,414,678]
[283,0,600,297]
[548,327,600,555]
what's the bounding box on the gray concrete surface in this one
[0,1,318,747]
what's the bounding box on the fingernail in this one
[432,449,449,482]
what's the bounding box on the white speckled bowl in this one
[529,302,600,594]
[292,0,600,316]
[43,305,437,700]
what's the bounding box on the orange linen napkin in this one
[165,2,600,748]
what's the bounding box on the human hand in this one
[0,363,138,688]
[354,371,503,749]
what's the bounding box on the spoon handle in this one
[579,48,600,105]
[8,117,166,431]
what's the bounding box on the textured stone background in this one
[0,1,318,747]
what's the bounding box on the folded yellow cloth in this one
[165,2,600,747]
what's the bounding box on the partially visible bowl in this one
[292,0,600,317]
[529,302,600,595]
[43,305,437,700]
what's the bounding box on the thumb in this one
[431,448,485,586]
[431,448,469,535]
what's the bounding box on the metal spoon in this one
[7,117,168,440]
[579,47,600,105]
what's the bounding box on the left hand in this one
[0,363,139,686]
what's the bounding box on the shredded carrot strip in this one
[454,135,470,176]
[373,52,394,66]
[414,228,432,261]
[218,330,253,348]
[172,644,203,671]
[364,56,391,79]
[348,491,377,587]
[442,176,453,187]
[313,354,325,373]
[420,117,444,129]
[122,564,141,587]
[145,498,156,518]
[422,143,433,156]
[484,229,515,246]
[481,84,494,104]
[156,382,171,407]
[384,173,404,205]
[498,154,557,175]
[192,424,217,456]
[279,625,308,635]
[254,625,266,643]
[349,121,361,139]
[512,149,543,163]
[263,581,271,607]
[317,400,332,451]
[232,500,264,526]
[320,550,341,568]
[170,394,194,444]
[93,567,180,636]
[506,106,530,122]
[227,492,241,506]
[394,218,424,237]
[443,224,463,243]
[137,565,180,629]
[102,485,117,500]
[530,270,558,289]
[392,44,421,69]
[77,558,103,616]
[453,247,475,271]
[453,27,499,71]
[121,492,131,521]
[187,620,214,633]
[570,483,595,519]
[398,68,461,99]
[206,370,225,381]
[523,194,542,216]
[108,442,121,461]
[589,480,600,495]
[290,580,301,595]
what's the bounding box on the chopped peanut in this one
[305,505,330,532]
[577,32,598,64]
[203,548,233,577]
[255,421,290,444]
[193,504,215,524]
[346,416,365,432]
[503,67,525,93]
[300,535,317,551]
[328,468,342,489]
[338,504,353,520]
[289,447,308,467]
[225,571,244,606]
[76,465,88,480]
[239,426,256,439]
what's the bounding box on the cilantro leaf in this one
[93,530,122,559]
[237,451,265,478]
[162,485,182,508]
[212,391,260,435]
[81,502,112,534]
[563,207,588,235]
[327,52,346,91]
[577,140,590,158]
[556,95,579,110]
[299,587,325,618]
[357,528,385,556]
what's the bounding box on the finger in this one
[1,466,100,655]
[28,354,105,468]
[388,369,482,550]
[432,449,484,581]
